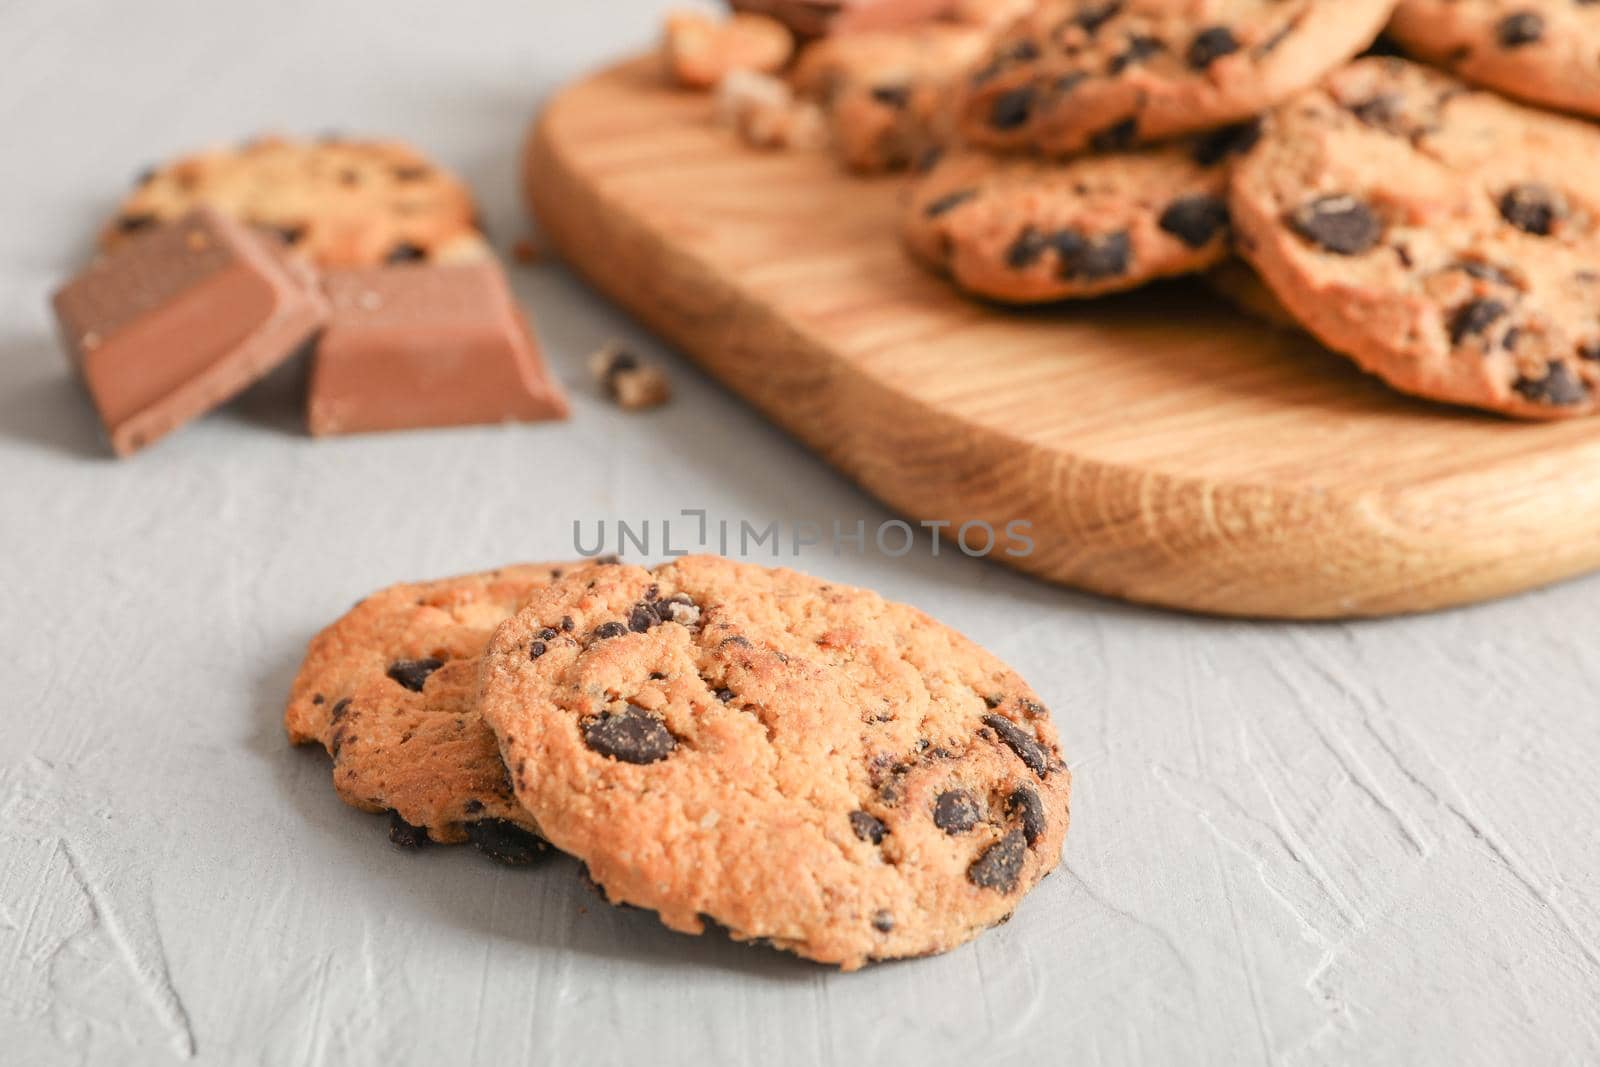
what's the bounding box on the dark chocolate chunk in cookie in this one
[387,658,444,693]
[582,705,677,764]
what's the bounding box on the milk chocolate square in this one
[730,0,952,37]
[308,262,568,436]
[52,207,329,457]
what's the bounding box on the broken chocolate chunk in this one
[1159,195,1230,249]
[1448,299,1509,347]
[387,658,444,693]
[1008,786,1046,846]
[465,819,547,865]
[983,714,1052,778]
[388,811,429,849]
[582,704,676,764]
[1290,195,1382,255]
[932,789,981,834]
[1186,26,1238,69]
[1499,183,1566,236]
[968,830,1027,892]
[1514,363,1588,406]
[1496,11,1544,47]
[849,810,887,844]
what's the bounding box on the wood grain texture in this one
[526,59,1600,620]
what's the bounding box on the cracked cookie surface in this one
[903,122,1257,301]
[286,564,569,850]
[1389,0,1600,119]
[105,136,490,268]
[479,556,1070,970]
[956,0,1393,157]
[1231,58,1600,418]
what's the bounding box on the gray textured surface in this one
[3,2,1599,1064]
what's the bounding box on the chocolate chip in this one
[714,688,736,702]
[386,658,444,692]
[1008,786,1046,846]
[464,799,484,814]
[1499,183,1566,236]
[871,85,911,109]
[1053,230,1131,280]
[850,810,886,844]
[1090,116,1138,151]
[1110,34,1163,74]
[656,593,702,627]
[1006,227,1049,269]
[529,640,548,659]
[1159,196,1230,248]
[593,621,627,640]
[384,242,427,263]
[538,628,558,640]
[968,830,1028,892]
[1290,195,1382,255]
[925,188,978,218]
[311,693,325,706]
[932,790,981,834]
[117,213,158,234]
[1191,119,1263,166]
[1497,11,1544,47]
[983,693,1004,709]
[1457,261,1516,286]
[1074,2,1123,34]
[1449,299,1509,346]
[582,704,676,764]
[330,698,351,722]
[392,164,432,181]
[1348,92,1404,130]
[1514,363,1588,406]
[990,87,1036,131]
[465,820,547,865]
[1187,26,1238,69]
[871,910,895,933]
[388,811,429,849]
[560,615,574,632]
[628,601,661,633]
[983,714,1052,778]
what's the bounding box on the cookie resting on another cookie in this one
[285,564,569,854]
[957,0,1394,157]
[1388,0,1600,119]
[478,556,1070,970]
[1230,58,1600,418]
[903,122,1259,302]
[106,136,490,269]
[792,25,991,173]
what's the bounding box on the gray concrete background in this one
[2,2,1597,1063]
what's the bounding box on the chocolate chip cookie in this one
[106,136,490,269]
[1231,58,1600,418]
[903,123,1259,302]
[286,564,568,851]
[479,557,1070,970]
[792,25,991,173]
[1389,1,1600,118]
[957,0,1395,157]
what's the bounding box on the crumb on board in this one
[716,69,829,151]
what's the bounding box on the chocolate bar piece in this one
[729,0,952,37]
[51,208,329,456]
[308,262,568,436]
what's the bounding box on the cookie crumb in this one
[663,9,794,90]
[589,343,672,411]
[716,69,829,151]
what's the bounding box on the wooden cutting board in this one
[524,58,1600,619]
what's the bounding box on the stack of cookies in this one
[687,0,1600,421]
[286,556,1070,970]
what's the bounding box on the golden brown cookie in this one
[957,0,1394,157]
[1231,58,1600,418]
[479,557,1070,970]
[903,122,1259,302]
[286,564,570,852]
[106,136,490,269]
[792,24,991,173]
[1389,0,1600,119]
